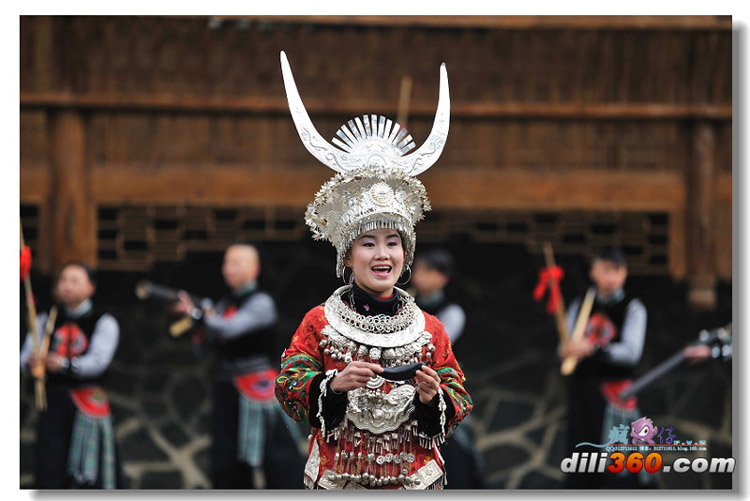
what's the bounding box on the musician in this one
[412,249,466,357]
[20,262,124,488]
[412,249,484,489]
[172,243,304,488]
[558,248,650,488]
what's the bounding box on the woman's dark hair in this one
[415,248,454,277]
[57,261,97,285]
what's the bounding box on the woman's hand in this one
[415,365,441,404]
[330,361,383,393]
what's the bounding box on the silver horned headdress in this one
[280,51,450,276]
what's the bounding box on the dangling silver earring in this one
[343,267,355,285]
[397,265,412,285]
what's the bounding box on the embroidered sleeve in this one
[275,306,327,424]
[425,314,473,438]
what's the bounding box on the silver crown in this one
[280,51,450,276]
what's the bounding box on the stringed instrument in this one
[135,280,213,337]
[618,324,732,400]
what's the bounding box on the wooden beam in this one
[422,169,685,211]
[89,164,332,206]
[20,91,732,120]
[184,15,733,31]
[454,102,732,120]
[83,164,684,212]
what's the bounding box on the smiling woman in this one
[344,230,405,298]
[274,52,472,490]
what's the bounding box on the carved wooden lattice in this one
[96,204,669,274]
[419,210,670,275]
[97,205,307,270]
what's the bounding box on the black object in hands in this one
[380,362,428,381]
[135,280,180,302]
[135,280,209,308]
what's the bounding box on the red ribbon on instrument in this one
[533,265,564,315]
[20,245,32,280]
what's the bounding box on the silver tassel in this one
[318,369,339,441]
[304,475,316,490]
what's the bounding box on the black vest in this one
[47,304,108,386]
[573,291,640,381]
[214,289,276,365]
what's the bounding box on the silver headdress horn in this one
[280,51,449,176]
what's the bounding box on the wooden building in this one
[20,15,732,308]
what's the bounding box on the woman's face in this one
[344,229,405,297]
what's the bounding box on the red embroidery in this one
[277,306,473,487]
[52,323,89,358]
[70,387,111,417]
[601,380,637,411]
[584,313,616,348]
[234,369,279,400]
[222,305,238,319]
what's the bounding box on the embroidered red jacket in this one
[275,304,472,489]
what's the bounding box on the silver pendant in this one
[366,375,385,389]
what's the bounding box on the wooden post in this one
[396,75,412,128]
[686,122,716,310]
[26,16,56,274]
[47,109,96,271]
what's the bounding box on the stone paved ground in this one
[20,242,733,489]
